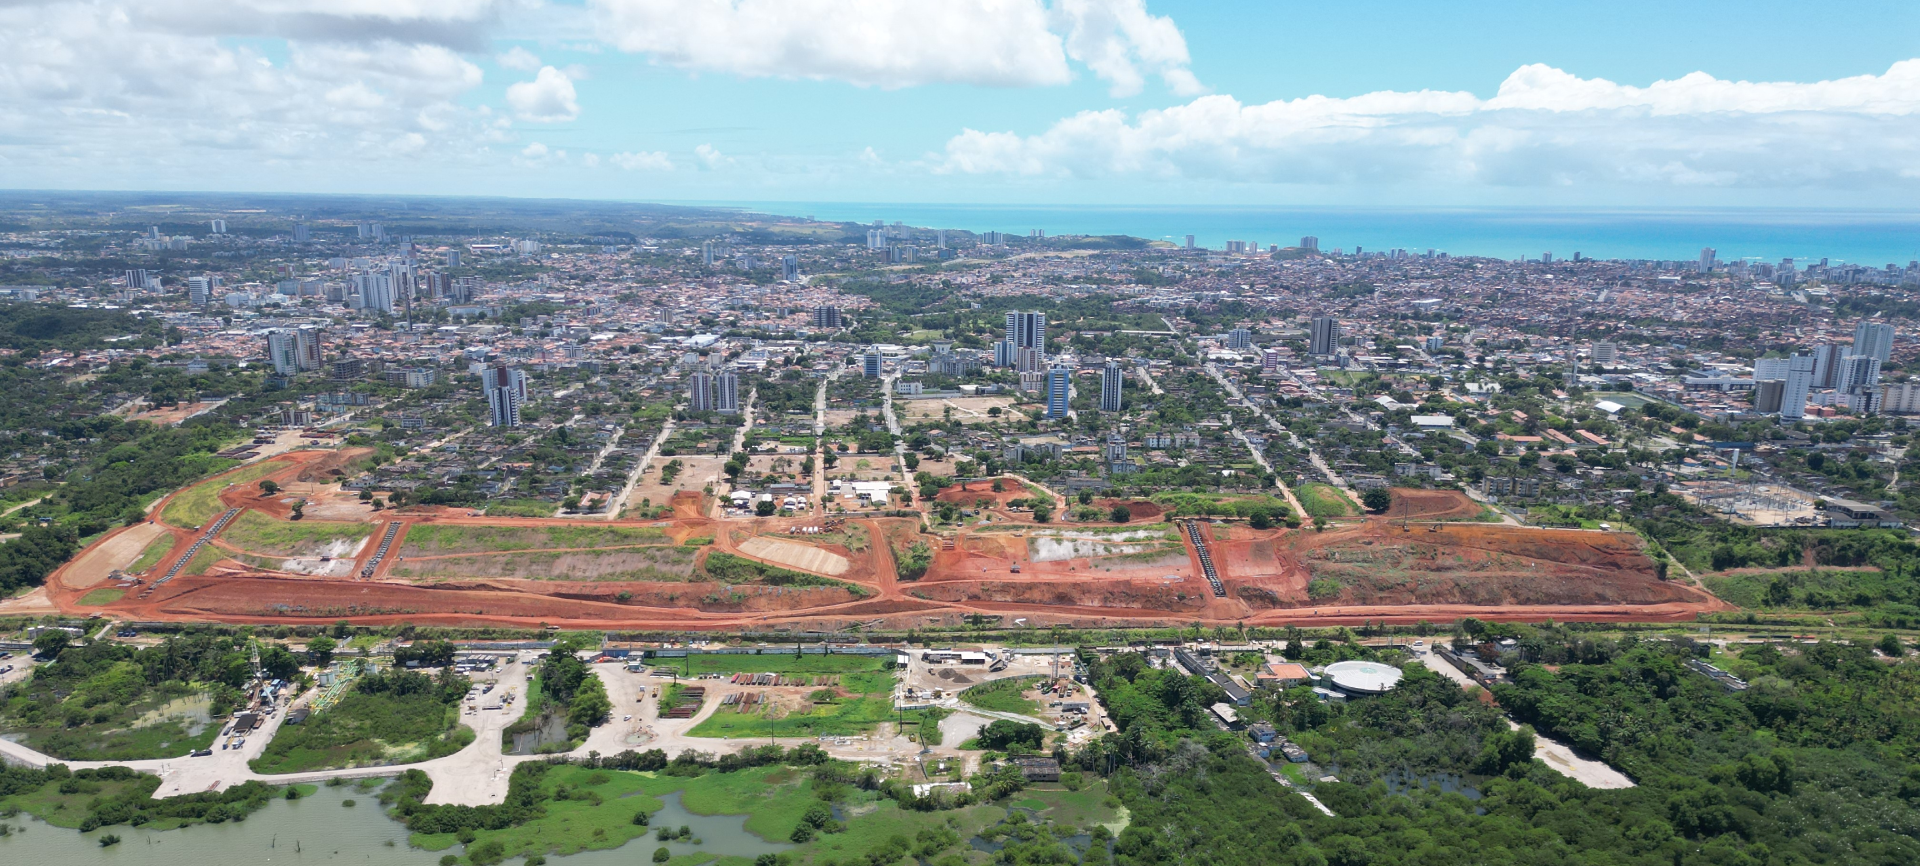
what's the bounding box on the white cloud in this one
[939,61,1920,189]
[497,46,542,71]
[0,0,499,178]
[611,150,674,170]
[588,0,1197,93]
[506,65,579,122]
[695,143,729,170]
[581,152,600,168]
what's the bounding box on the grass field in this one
[399,523,670,556]
[391,546,699,582]
[179,543,225,576]
[127,534,177,573]
[220,510,371,556]
[161,461,283,528]
[687,694,895,738]
[79,587,125,605]
[959,675,1042,717]
[1297,483,1360,519]
[672,653,894,676]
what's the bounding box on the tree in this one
[306,635,337,665]
[1361,487,1393,513]
[1030,499,1053,523]
[32,629,70,659]
[1109,504,1132,523]
[1880,633,1907,658]
[569,674,613,726]
[755,499,776,517]
[258,479,280,495]
[1249,511,1273,530]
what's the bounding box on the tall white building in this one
[265,329,299,375]
[689,370,715,412]
[1006,310,1046,350]
[1227,328,1253,350]
[1300,236,1319,251]
[209,219,227,234]
[1852,321,1895,364]
[1780,353,1815,420]
[781,255,799,282]
[715,371,740,414]
[483,365,527,428]
[1811,344,1843,389]
[1836,354,1883,396]
[355,272,394,313]
[1591,341,1618,365]
[187,276,213,307]
[1881,382,1920,414]
[1310,316,1339,356]
[1044,366,1071,420]
[1099,360,1123,412]
[1698,247,1717,272]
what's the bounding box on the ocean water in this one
[704,203,1920,266]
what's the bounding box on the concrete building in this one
[1100,360,1123,412]
[781,255,800,282]
[1006,310,1047,350]
[1310,316,1338,356]
[715,370,740,414]
[812,305,842,330]
[863,348,883,379]
[689,370,715,412]
[1044,366,1071,419]
[1227,328,1253,350]
[482,365,527,428]
[1853,321,1895,364]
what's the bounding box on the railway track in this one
[361,521,404,578]
[1182,520,1226,597]
[142,507,241,598]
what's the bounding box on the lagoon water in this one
[0,782,787,866]
[704,202,1920,266]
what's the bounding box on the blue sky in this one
[4,0,1919,207]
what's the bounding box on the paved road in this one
[603,417,678,520]
[1410,649,1634,790]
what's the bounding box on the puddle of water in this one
[509,711,570,755]
[641,792,791,861]
[129,694,215,736]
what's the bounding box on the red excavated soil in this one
[51,451,1731,630]
[1386,487,1484,521]
[935,478,1029,508]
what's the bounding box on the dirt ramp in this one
[1387,488,1484,521]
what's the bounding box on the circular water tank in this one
[1324,660,1404,695]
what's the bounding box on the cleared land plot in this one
[397,524,670,556]
[128,533,178,574]
[390,546,700,581]
[898,395,1016,422]
[220,510,371,557]
[1024,526,1183,563]
[60,521,170,588]
[161,461,282,528]
[738,535,851,575]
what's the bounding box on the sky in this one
[4,0,1920,208]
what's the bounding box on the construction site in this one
[37,459,1731,631]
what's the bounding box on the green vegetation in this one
[1150,491,1295,524]
[161,461,282,528]
[400,523,671,555]
[482,499,562,518]
[250,668,473,773]
[78,587,125,605]
[534,649,612,743]
[894,539,932,581]
[0,764,279,832]
[687,692,894,738]
[219,511,371,556]
[0,634,303,760]
[673,652,893,676]
[126,533,176,573]
[1296,483,1358,518]
[390,546,698,582]
[700,551,871,596]
[178,542,224,576]
[960,675,1042,717]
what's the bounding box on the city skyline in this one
[4,1,1920,206]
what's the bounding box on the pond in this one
[0,783,788,866]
